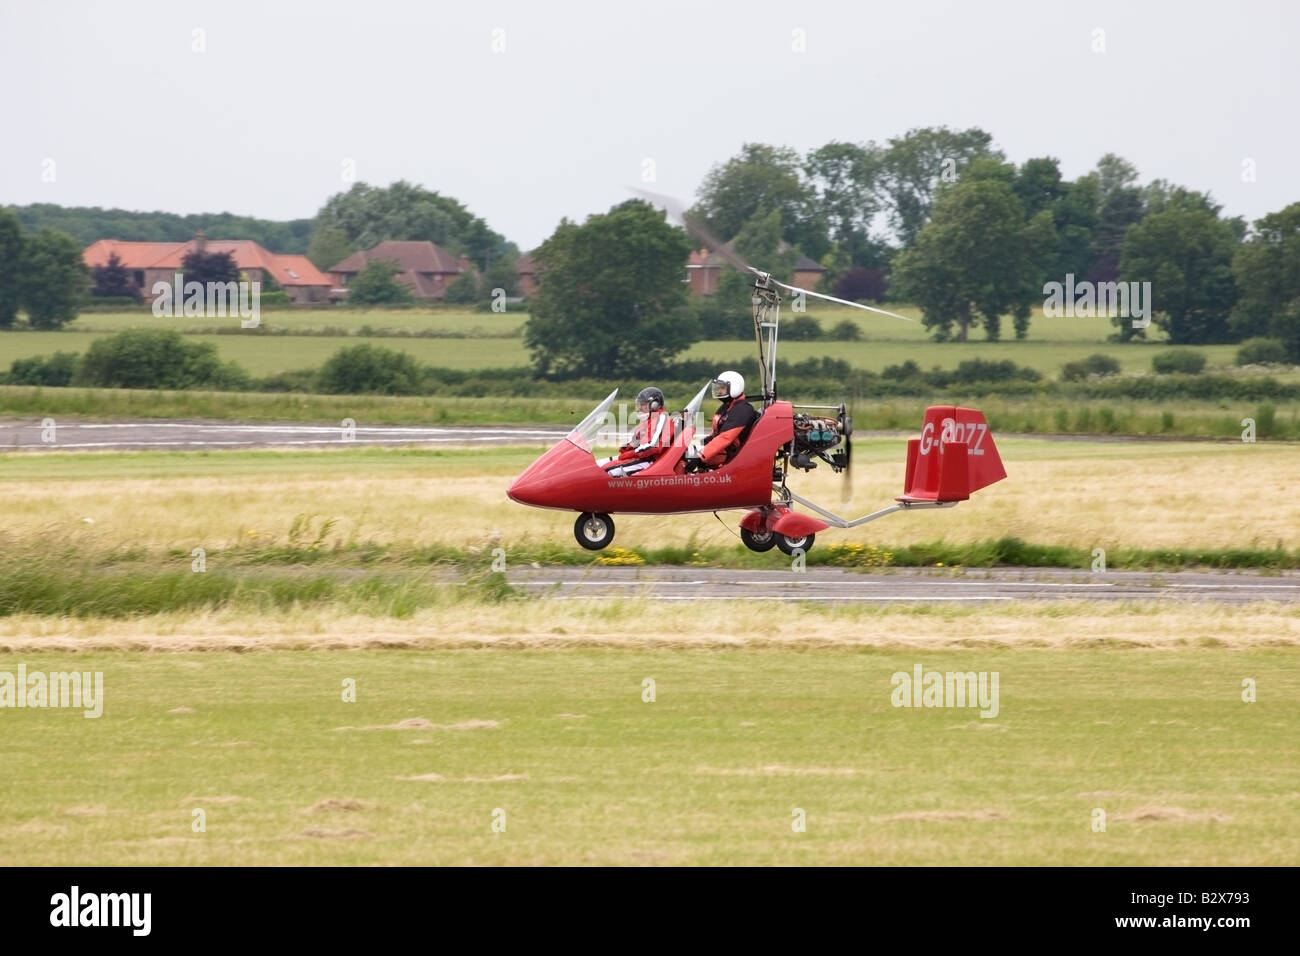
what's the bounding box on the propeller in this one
[839,401,854,505]
[631,187,914,324]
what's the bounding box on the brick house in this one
[82,235,333,304]
[513,252,540,297]
[328,240,471,301]
[685,244,826,296]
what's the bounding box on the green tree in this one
[691,144,826,259]
[8,203,313,252]
[0,208,23,327]
[524,200,694,379]
[1082,154,1144,283]
[891,180,1054,341]
[477,255,519,308]
[1118,206,1239,343]
[180,249,239,286]
[876,126,1002,246]
[90,252,140,300]
[305,227,355,271]
[1230,202,1300,340]
[442,270,479,304]
[17,229,89,329]
[313,181,514,269]
[804,141,884,266]
[346,260,414,306]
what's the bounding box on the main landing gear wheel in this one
[775,532,815,556]
[740,526,778,552]
[574,512,615,550]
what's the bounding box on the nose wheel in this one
[574,512,616,550]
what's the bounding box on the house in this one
[514,252,539,297]
[82,234,334,305]
[328,240,471,301]
[685,244,826,296]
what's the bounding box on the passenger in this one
[697,370,759,468]
[602,387,675,477]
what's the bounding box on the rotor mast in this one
[751,271,780,408]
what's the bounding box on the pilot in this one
[602,386,675,477]
[697,370,759,468]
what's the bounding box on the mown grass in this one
[11,306,1300,381]
[1,647,1296,865]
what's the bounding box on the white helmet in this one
[712,370,744,400]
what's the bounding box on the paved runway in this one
[0,419,569,450]
[508,566,1300,605]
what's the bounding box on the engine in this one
[790,413,848,472]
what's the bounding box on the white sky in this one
[1,0,1294,250]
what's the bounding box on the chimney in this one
[194,229,207,254]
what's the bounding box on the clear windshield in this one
[684,381,710,419]
[682,381,710,436]
[565,388,619,453]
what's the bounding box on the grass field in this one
[6,306,1287,378]
[1,645,1296,865]
[2,441,1296,865]
[3,441,1295,556]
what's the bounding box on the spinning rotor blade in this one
[632,187,912,326]
[768,279,914,323]
[630,187,754,274]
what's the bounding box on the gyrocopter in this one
[507,201,1006,554]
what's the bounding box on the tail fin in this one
[897,406,1006,503]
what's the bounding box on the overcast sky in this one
[2,0,1294,250]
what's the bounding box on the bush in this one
[1236,338,1289,366]
[1061,361,1087,382]
[258,290,292,307]
[346,261,415,306]
[1083,353,1121,376]
[1151,349,1207,375]
[882,360,922,381]
[827,320,862,341]
[316,344,427,395]
[947,359,1040,385]
[783,316,823,341]
[5,351,79,386]
[75,329,251,390]
[688,298,751,340]
[443,272,479,305]
[79,295,142,310]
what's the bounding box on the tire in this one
[574,512,615,550]
[775,532,815,556]
[740,526,778,552]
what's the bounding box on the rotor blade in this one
[769,280,914,322]
[629,187,755,275]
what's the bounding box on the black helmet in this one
[636,386,665,412]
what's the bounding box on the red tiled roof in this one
[263,254,331,287]
[82,239,330,286]
[83,239,186,270]
[328,240,463,275]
